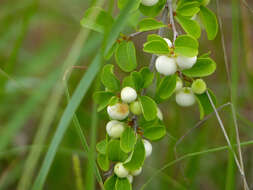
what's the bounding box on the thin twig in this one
[241,0,253,14]
[168,0,178,42]
[130,31,144,38]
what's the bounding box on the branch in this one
[168,0,178,42]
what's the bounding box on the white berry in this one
[157,107,163,120]
[155,56,177,76]
[131,167,142,176]
[191,79,207,94]
[176,55,197,70]
[143,139,152,158]
[176,87,196,107]
[121,87,137,103]
[106,120,125,138]
[163,38,172,48]
[127,175,133,183]
[141,0,159,6]
[175,77,183,91]
[107,103,129,120]
[114,162,129,178]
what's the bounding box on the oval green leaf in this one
[97,154,110,171]
[143,40,170,55]
[104,175,117,190]
[107,139,128,162]
[139,0,166,17]
[120,127,136,153]
[156,74,177,100]
[138,18,166,32]
[101,64,121,92]
[143,125,166,141]
[139,96,157,121]
[93,91,115,111]
[174,35,199,57]
[115,178,132,190]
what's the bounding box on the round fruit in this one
[130,101,142,115]
[155,56,177,76]
[191,79,207,94]
[114,163,129,178]
[121,87,137,103]
[176,55,197,70]
[141,0,159,6]
[175,87,196,107]
[175,77,183,91]
[143,139,152,158]
[106,120,125,138]
[107,103,129,120]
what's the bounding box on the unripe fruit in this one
[130,101,142,115]
[191,79,207,94]
[163,38,172,48]
[176,55,197,70]
[127,175,133,183]
[176,87,196,107]
[131,167,142,176]
[114,162,129,178]
[143,139,152,158]
[107,103,129,120]
[155,56,177,76]
[157,107,163,120]
[106,120,125,138]
[141,0,159,6]
[175,77,183,91]
[121,87,137,103]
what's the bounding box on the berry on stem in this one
[106,120,125,138]
[114,162,129,178]
[176,55,197,70]
[121,87,137,103]
[143,139,152,158]
[107,103,129,120]
[191,79,207,94]
[130,101,142,115]
[176,87,196,107]
[155,56,177,76]
[141,0,159,6]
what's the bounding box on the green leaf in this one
[104,175,117,190]
[97,154,110,171]
[93,91,114,111]
[143,125,166,141]
[138,18,166,32]
[139,0,166,17]
[80,7,114,33]
[139,96,157,121]
[122,76,135,88]
[115,41,137,72]
[143,40,170,55]
[147,34,167,42]
[115,178,132,190]
[199,6,218,40]
[120,127,136,153]
[195,89,217,119]
[118,0,140,10]
[108,96,119,106]
[199,51,211,58]
[107,139,128,162]
[175,14,201,39]
[131,71,144,91]
[96,139,107,154]
[101,64,120,92]
[140,67,154,88]
[176,0,200,17]
[124,138,145,171]
[174,35,199,57]
[156,74,177,100]
[182,58,216,77]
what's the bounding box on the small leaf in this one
[107,139,128,162]
[143,40,170,55]
[96,139,107,154]
[80,7,114,33]
[182,58,216,77]
[139,0,166,17]
[120,127,136,153]
[93,91,114,111]
[176,0,200,17]
[101,64,121,92]
[131,71,144,91]
[115,178,132,190]
[175,14,201,39]
[138,18,166,32]
[195,89,217,119]
[156,74,177,100]
[139,96,157,121]
[122,76,135,88]
[147,34,167,43]
[115,41,137,72]
[143,125,166,141]
[140,67,154,88]
[174,35,199,57]
[108,96,119,106]
[199,6,218,40]
[118,0,140,10]
[124,138,145,171]
[97,154,110,171]
[104,175,117,190]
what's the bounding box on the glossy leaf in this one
[107,139,128,162]
[104,175,117,190]
[101,64,121,92]
[138,18,166,32]
[176,0,200,17]
[93,91,114,111]
[140,67,154,88]
[143,40,170,55]
[174,35,199,57]
[139,96,157,121]
[120,127,136,153]
[97,154,110,171]
[139,0,166,17]
[115,178,132,190]
[96,139,107,154]
[143,125,166,141]
[156,74,177,100]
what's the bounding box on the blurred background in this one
[0,0,253,189]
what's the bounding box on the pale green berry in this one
[130,101,142,115]
[121,87,137,103]
[191,79,207,94]
[141,0,158,6]
[143,139,152,158]
[107,103,129,120]
[114,163,129,178]
[175,77,183,91]
[131,167,142,176]
[106,120,125,138]
[175,87,196,107]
